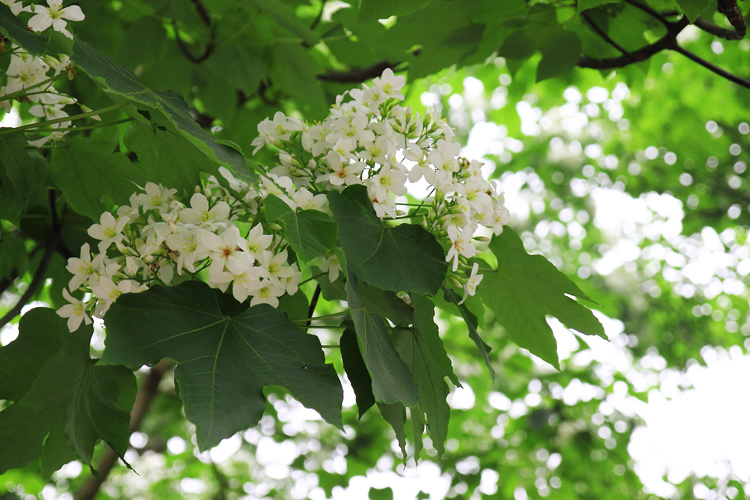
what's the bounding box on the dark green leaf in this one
[0,233,29,281]
[269,41,328,119]
[0,4,48,55]
[443,287,495,379]
[340,322,376,417]
[0,404,61,475]
[41,418,78,480]
[100,281,343,450]
[50,136,145,220]
[358,0,434,22]
[329,186,447,296]
[393,295,453,455]
[0,308,63,401]
[0,134,44,224]
[125,120,217,196]
[346,271,419,407]
[21,324,135,466]
[377,402,407,460]
[71,39,248,175]
[265,195,338,262]
[481,228,605,369]
[537,30,581,82]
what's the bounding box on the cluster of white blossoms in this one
[58,68,511,330]
[1,0,85,146]
[58,179,304,332]
[251,69,510,302]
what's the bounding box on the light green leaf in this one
[70,39,248,176]
[329,185,448,296]
[577,0,620,11]
[676,0,712,22]
[0,308,63,402]
[100,281,343,451]
[21,323,135,466]
[346,271,419,407]
[340,322,376,417]
[0,404,62,475]
[481,228,605,369]
[50,136,145,220]
[265,195,338,262]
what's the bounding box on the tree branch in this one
[673,44,750,88]
[0,191,60,330]
[578,16,689,69]
[582,11,637,59]
[717,0,747,39]
[694,17,745,40]
[73,360,173,500]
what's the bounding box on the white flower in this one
[87,212,127,251]
[66,243,95,290]
[202,226,249,283]
[4,54,49,96]
[319,253,341,282]
[459,263,483,305]
[135,183,177,213]
[180,192,231,229]
[26,0,85,39]
[372,68,406,101]
[166,226,208,274]
[1,0,24,15]
[248,279,284,308]
[445,225,477,272]
[57,288,92,332]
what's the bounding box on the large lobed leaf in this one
[329,185,448,296]
[265,195,338,262]
[480,228,605,369]
[100,281,343,451]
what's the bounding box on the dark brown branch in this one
[578,16,689,69]
[582,11,637,59]
[694,16,745,39]
[74,360,173,500]
[319,60,396,83]
[307,284,322,328]
[673,44,750,88]
[718,0,747,38]
[189,0,211,26]
[0,191,61,330]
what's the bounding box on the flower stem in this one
[0,101,130,136]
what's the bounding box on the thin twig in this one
[306,284,322,328]
[625,0,672,26]
[694,17,746,39]
[582,11,637,59]
[673,44,750,88]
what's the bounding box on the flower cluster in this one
[58,68,511,330]
[251,69,510,301]
[58,180,302,332]
[1,0,85,146]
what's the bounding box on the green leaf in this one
[0,404,62,475]
[377,402,407,460]
[0,134,44,224]
[346,271,419,407]
[537,29,581,82]
[340,322,376,417]
[0,308,63,401]
[315,269,414,326]
[125,119,219,196]
[368,486,395,500]
[676,0,712,22]
[50,136,145,220]
[21,324,136,466]
[443,288,495,379]
[269,41,328,119]
[41,418,78,481]
[499,29,537,60]
[481,228,605,369]
[71,39,248,176]
[393,295,454,455]
[100,281,343,451]
[0,3,48,55]
[577,0,620,11]
[265,195,338,262]
[329,186,448,296]
[0,233,29,281]
[358,0,435,22]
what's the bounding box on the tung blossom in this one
[26,0,85,39]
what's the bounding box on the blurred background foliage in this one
[2,0,750,498]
